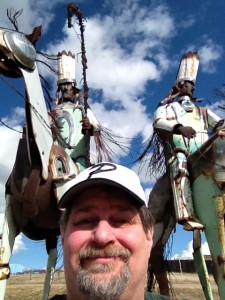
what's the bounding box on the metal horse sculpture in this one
[0,6,113,299]
[0,5,121,298]
[0,25,60,300]
[148,132,225,300]
[143,53,225,300]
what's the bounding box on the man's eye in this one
[111,219,130,226]
[74,219,97,227]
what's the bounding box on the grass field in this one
[4,271,220,300]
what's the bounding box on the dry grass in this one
[166,272,220,300]
[4,271,220,300]
[4,272,66,300]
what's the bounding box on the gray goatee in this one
[76,245,131,300]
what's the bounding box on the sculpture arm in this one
[207,109,224,130]
[153,105,181,132]
[81,108,100,135]
[86,108,100,131]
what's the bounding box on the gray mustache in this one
[79,246,131,261]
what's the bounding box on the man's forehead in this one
[71,186,137,209]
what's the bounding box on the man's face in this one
[61,187,153,299]
[59,82,75,101]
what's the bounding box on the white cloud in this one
[199,40,223,74]
[206,101,224,118]
[12,234,27,254]
[0,0,65,33]
[0,213,27,255]
[10,263,26,273]
[42,3,174,101]
[136,5,175,39]
[172,240,210,260]
[179,15,196,29]
[0,109,24,259]
[84,5,174,100]
[131,159,156,185]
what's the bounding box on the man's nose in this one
[92,220,115,246]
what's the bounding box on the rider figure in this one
[50,51,100,173]
[153,51,223,228]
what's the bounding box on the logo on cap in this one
[87,162,117,179]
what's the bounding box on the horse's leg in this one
[192,176,225,299]
[149,243,170,297]
[0,194,18,300]
[193,229,214,300]
[42,236,58,300]
[149,214,175,297]
[148,174,175,297]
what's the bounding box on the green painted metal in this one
[193,246,214,300]
[189,133,225,299]
[53,102,87,172]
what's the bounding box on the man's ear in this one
[146,227,154,252]
[147,227,154,240]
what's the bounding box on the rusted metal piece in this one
[217,256,225,266]
[0,264,10,280]
[169,154,199,223]
[49,144,77,181]
[0,245,10,281]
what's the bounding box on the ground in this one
[4,271,220,300]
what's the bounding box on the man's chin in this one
[76,263,131,299]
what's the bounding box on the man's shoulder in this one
[145,291,170,299]
[48,295,67,300]
[49,292,169,300]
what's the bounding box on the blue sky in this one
[0,0,225,271]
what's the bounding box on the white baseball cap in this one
[58,162,147,208]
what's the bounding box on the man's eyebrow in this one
[110,204,137,212]
[73,204,137,213]
[72,205,97,213]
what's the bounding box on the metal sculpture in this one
[0,26,58,300]
[141,52,225,299]
[0,6,113,299]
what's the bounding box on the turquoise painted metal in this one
[149,130,225,299]
[52,102,87,172]
[189,130,225,299]
[193,230,214,300]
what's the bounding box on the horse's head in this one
[0,26,41,78]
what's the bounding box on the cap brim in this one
[58,178,145,208]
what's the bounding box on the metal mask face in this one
[59,82,75,102]
[180,96,195,112]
